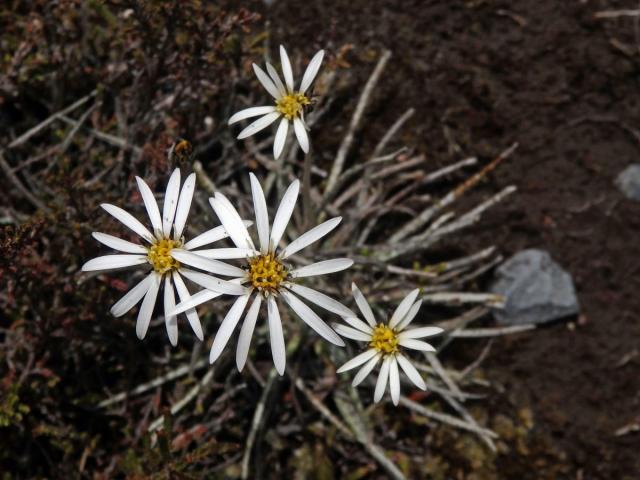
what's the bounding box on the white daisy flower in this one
[170,173,354,375]
[228,45,324,159]
[82,168,249,346]
[336,284,444,406]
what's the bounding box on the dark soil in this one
[266,0,640,478]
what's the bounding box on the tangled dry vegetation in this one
[1,2,526,478]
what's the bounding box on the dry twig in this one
[8,91,96,149]
[325,50,392,194]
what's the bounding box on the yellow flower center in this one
[369,324,399,355]
[248,254,287,293]
[276,93,310,120]
[147,238,181,274]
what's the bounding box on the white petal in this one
[300,49,324,94]
[135,176,162,235]
[389,288,420,329]
[266,62,286,96]
[162,169,181,237]
[396,353,426,391]
[237,112,280,140]
[82,254,148,271]
[290,258,353,278]
[342,316,374,334]
[284,283,356,318]
[279,45,294,92]
[214,193,252,237]
[101,203,154,243]
[92,232,147,254]
[396,300,422,331]
[398,338,436,352]
[249,173,270,253]
[164,276,178,346]
[194,248,257,260]
[280,290,344,346]
[337,349,378,373]
[389,357,401,405]
[136,273,161,339]
[171,250,246,277]
[170,288,223,316]
[172,271,203,340]
[293,117,309,153]
[268,296,286,375]
[351,283,376,327]
[185,226,228,251]
[398,326,444,340]
[281,217,341,259]
[374,356,392,403]
[273,117,289,160]
[173,173,195,239]
[179,269,247,296]
[236,294,261,372]
[229,106,277,125]
[335,324,371,342]
[252,63,282,99]
[352,353,381,387]
[209,293,251,364]
[110,274,154,317]
[208,196,253,250]
[269,179,299,251]
[183,221,253,250]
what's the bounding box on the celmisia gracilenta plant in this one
[228,45,324,159]
[80,45,476,413]
[169,173,354,375]
[336,284,443,405]
[82,168,247,345]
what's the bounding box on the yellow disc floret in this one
[147,238,181,274]
[248,254,287,293]
[276,93,310,120]
[369,324,399,355]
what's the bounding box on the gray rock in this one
[615,164,640,201]
[490,249,579,325]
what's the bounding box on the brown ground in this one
[266,0,640,478]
